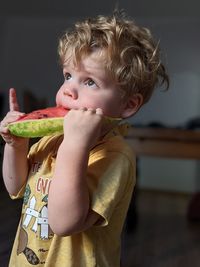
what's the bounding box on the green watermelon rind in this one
[8,117,64,138]
[8,116,121,138]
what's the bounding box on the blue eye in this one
[86,79,96,87]
[64,73,71,80]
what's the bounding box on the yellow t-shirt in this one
[9,125,136,267]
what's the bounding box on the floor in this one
[122,190,200,267]
[1,187,200,267]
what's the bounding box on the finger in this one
[80,107,87,111]
[87,108,95,113]
[0,124,9,134]
[9,88,20,112]
[96,108,103,115]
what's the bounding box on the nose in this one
[63,86,78,100]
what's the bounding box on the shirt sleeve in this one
[87,148,135,226]
[10,183,26,199]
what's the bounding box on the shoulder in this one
[89,133,136,171]
[28,134,63,158]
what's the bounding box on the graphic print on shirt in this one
[23,196,51,239]
[17,161,54,265]
[17,226,40,265]
[22,161,53,240]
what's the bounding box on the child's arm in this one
[48,108,103,236]
[0,88,29,196]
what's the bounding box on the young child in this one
[0,11,169,267]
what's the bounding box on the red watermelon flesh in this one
[17,106,69,121]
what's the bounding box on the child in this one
[0,11,169,267]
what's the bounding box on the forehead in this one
[63,49,107,72]
[63,47,107,65]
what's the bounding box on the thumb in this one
[9,88,20,112]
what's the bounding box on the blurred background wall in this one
[0,0,199,193]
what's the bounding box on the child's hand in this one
[0,88,28,147]
[63,108,103,150]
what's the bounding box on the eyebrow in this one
[63,63,70,68]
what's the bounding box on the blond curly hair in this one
[58,11,169,104]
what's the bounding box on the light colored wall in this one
[132,17,200,126]
[138,158,198,193]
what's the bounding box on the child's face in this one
[56,51,126,118]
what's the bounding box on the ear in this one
[121,93,143,119]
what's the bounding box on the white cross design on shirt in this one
[23,196,49,239]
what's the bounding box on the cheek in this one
[93,98,122,117]
[103,97,124,116]
[55,90,62,106]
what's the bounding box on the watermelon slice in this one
[8,107,121,138]
[8,107,69,138]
